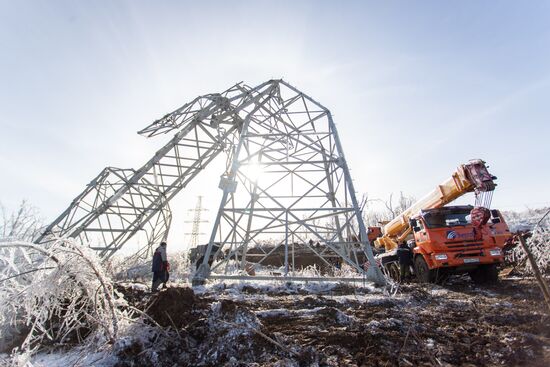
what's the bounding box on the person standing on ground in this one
[397,241,413,282]
[151,241,169,292]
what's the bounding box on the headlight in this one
[434,254,448,260]
[489,249,502,256]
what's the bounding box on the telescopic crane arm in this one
[374,159,497,251]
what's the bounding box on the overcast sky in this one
[1,0,549,248]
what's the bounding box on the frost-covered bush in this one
[507,210,550,275]
[0,238,121,354]
[502,207,550,233]
[0,201,42,242]
[109,255,151,283]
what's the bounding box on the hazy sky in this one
[1,1,549,247]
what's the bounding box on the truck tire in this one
[414,256,434,283]
[469,264,499,284]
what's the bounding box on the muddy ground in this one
[115,276,550,367]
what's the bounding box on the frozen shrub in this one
[507,210,550,275]
[0,238,121,354]
[0,201,43,242]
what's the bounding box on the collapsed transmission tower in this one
[35,80,386,285]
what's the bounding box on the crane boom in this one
[374,159,496,250]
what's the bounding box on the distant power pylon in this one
[185,196,208,248]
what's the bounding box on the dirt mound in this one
[146,287,205,328]
[113,278,550,366]
[192,299,282,365]
[115,294,286,366]
[114,284,147,308]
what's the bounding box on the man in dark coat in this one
[151,241,169,292]
[397,241,413,281]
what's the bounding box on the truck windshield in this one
[422,210,471,228]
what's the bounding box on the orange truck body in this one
[367,226,383,243]
[410,206,511,272]
[372,159,512,281]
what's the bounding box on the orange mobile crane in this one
[373,159,511,283]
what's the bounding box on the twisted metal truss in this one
[34,81,261,260]
[35,80,385,284]
[194,80,385,284]
[35,167,172,261]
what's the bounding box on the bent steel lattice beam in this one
[35,80,386,284]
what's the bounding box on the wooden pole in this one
[517,234,550,312]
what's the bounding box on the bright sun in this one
[241,162,264,182]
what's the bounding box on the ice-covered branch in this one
[0,238,122,355]
[506,209,550,275]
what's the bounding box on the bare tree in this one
[362,192,416,227]
[0,238,122,355]
[0,200,43,242]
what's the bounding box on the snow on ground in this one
[7,276,547,367]
[30,348,117,367]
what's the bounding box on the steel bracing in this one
[35,80,385,284]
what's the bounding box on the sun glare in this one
[241,162,265,182]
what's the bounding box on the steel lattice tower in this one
[185,196,206,249]
[35,80,386,285]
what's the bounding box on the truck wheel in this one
[414,256,434,283]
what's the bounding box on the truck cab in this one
[409,205,511,282]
